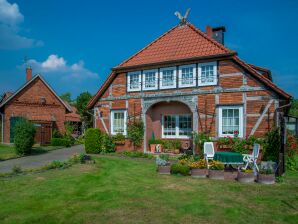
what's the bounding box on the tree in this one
[289,99,298,117]
[60,92,72,104]
[76,92,93,128]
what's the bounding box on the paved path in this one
[0,145,85,173]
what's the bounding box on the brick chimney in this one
[206,26,226,45]
[26,67,32,82]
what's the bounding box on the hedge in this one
[51,138,72,147]
[14,119,36,155]
[84,128,102,153]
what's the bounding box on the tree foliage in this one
[76,92,92,128]
[60,92,73,104]
[289,99,298,117]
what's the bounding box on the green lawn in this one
[0,156,297,223]
[0,144,64,161]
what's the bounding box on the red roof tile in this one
[116,23,234,68]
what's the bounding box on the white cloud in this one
[0,0,42,50]
[26,54,99,81]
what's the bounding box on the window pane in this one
[162,70,174,87]
[113,112,125,134]
[163,115,176,136]
[129,73,139,89]
[179,115,192,136]
[181,67,194,85]
[144,71,156,88]
[221,108,241,136]
[201,65,214,83]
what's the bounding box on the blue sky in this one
[0,0,297,99]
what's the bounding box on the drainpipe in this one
[274,100,292,176]
[0,112,3,144]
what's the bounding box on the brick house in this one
[87,20,292,152]
[0,67,77,144]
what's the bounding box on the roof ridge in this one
[116,24,179,68]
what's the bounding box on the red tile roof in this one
[116,23,235,68]
[65,106,81,122]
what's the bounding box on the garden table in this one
[213,152,244,165]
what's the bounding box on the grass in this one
[0,156,297,223]
[0,144,64,161]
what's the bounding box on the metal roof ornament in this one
[175,8,190,25]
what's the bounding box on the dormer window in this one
[143,69,158,90]
[178,64,196,87]
[127,71,141,92]
[198,62,217,86]
[160,67,176,89]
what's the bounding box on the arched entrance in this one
[142,96,198,153]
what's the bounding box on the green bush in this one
[127,121,144,148]
[148,139,163,145]
[13,119,36,155]
[102,133,115,153]
[84,128,102,153]
[74,135,85,145]
[263,128,280,162]
[170,163,190,176]
[112,133,125,143]
[52,129,63,138]
[51,138,72,147]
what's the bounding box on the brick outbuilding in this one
[0,68,74,144]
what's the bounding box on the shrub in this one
[52,129,63,138]
[12,165,22,174]
[101,133,115,153]
[74,135,85,145]
[263,128,280,162]
[159,154,169,161]
[84,128,102,153]
[51,138,72,147]
[193,132,211,155]
[127,121,144,148]
[13,119,36,155]
[170,163,190,176]
[286,133,298,171]
[112,133,125,143]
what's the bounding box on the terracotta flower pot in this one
[191,169,207,178]
[257,173,275,184]
[208,170,224,180]
[237,171,255,183]
[157,166,171,174]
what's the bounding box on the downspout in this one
[0,112,3,144]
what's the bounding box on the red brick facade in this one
[88,23,291,152]
[0,74,72,144]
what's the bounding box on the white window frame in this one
[110,110,127,135]
[142,69,158,90]
[127,71,141,92]
[198,61,218,86]
[159,67,177,89]
[178,64,196,88]
[218,105,243,138]
[161,114,192,139]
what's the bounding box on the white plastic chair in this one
[204,142,215,161]
[242,143,260,171]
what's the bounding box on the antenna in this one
[174,8,191,25]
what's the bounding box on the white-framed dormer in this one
[127,71,141,92]
[218,105,244,138]
[159,67,177,89]
[198,61,218,86]
[142,69,158,91]
[178,64,196,88]
[110,109,127,135]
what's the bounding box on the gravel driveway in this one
[0,145,85,173]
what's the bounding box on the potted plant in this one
[112,133,125,145]
[149,139,163,153]
[156,154,171,174]
[237,169,255,183]
[208,160,225,180]
[190,159,207,178]
[257,167,275,184]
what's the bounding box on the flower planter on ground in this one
[191,168,207,178]
[257,174,275,184]
[150,144,157,153]
[157,165,171,174]
[237,171,255,183]
[208,170,224,180]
